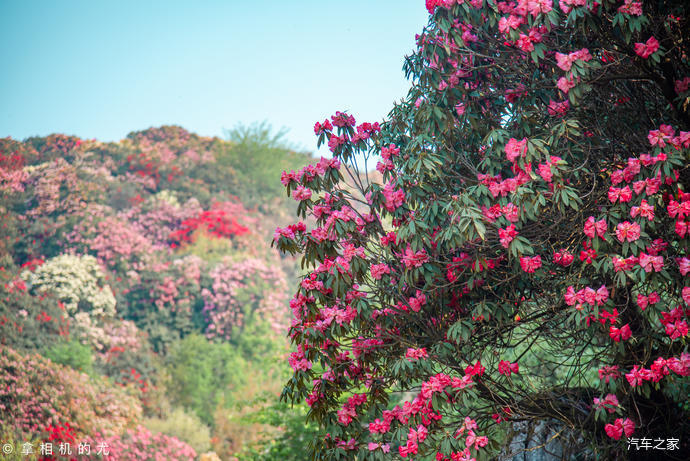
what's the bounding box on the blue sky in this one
[0,0,428,155]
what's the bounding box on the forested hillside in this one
[0,125,318,460]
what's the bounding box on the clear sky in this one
[0,0,428,155]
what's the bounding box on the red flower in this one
[498,360,519,376]
[519,255,541,273]
[609,324,632,342]
[498,225,518,248]
[634,36,659,58]
[553,249,574,266]
[504,138,527,162]
[615,221,641,242]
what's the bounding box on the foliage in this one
[0,263,70,351]
[43,338,95,376]
[276,1,690,459]
[235,398,321,461]
[163,333,250,426]
[143,407,212,454]
[222,122,313,208]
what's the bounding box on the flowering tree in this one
[201,256,289,341]
[276,1,689,459]
[21,254,116,319]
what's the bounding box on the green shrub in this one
[43,339,94,375]
[164,334,248,426]
[143,407,211,454]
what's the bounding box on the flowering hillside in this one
[0,126,315,460]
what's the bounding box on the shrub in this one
[164,334,248,426]
[21,254,116,318]
[0,347,140,439]
[43,339,95,376]
[143,407,211,454]
[84,425,196,461]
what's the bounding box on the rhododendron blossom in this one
[498,224,518,248]
[604,418,635,440]
[615,221,641,242]
[584,216,607,239]
[519,255,541,273]
[504,137,527,162]
[634,36,660,59]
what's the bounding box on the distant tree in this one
[221,122,313,207]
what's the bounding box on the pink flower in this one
[599,365,620,383]
[327,134,346,152]
[608,186,632,203]
[557,75,576,94]
[618,0,642,16]
[621,418,635,437]
[609,324,632,342]
[610,169,625,185]
[615,221,641,242]
[560,0,587,14]
[402,246,429,269]
[516,33,535,52]
[505,138,527,162]
[465,361,485,377]
[555,48,592,71]
[382,182,406,212]
[292,185,312,201]
[502,203,520,222]
[630,200,655,220]
[639,252,663,272]
[408,290,427,312]
[665,320,688,340]
[636,293,652,310]
[679,257,690,276]
[625,365,648,387]
[595,285,609,305]
[547,99,570,117]
[553,249,574,266]
[520,255,542,273]
[635,36,660,59]
[564,285,578,306]
[593,394,619,413]
[668,200,690,219]
[370,263,391,280]
[584,216,607,238]
[605,417,635,440]
[498,15,524,34]
[604,421,622,439]
[406,348,428,361]
[537,163,553,182]
[498,225,518,248]
[498,360,520,376]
